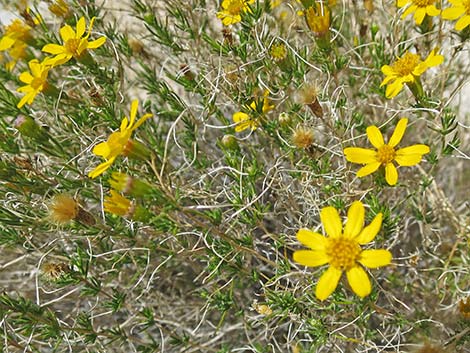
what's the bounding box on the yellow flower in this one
[232,91,274,132]
[442,0,470,30]
[4,41,28,71]
[104,190,133,217]
[17,59,51,108]
[269,42,287,61]
[217,0,255,26]
[88,100,152,179]
[380,48,443,98]
[344,118,430,186]
[397,0,440,25]
[0,19,31,51]
[293,201,392,300]
[48,0,71,19]
[42,16,106,66]
[305,2,330,35]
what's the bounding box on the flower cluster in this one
[217,0,255,26]
[232,91,274,132]
[0,19,31,71]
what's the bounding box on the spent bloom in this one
[88,100,152,179]
[232,91,274,132]
[304,2,330,36]
[42,16,106,66]
[217,0,255,26]
[397,0,440,25]
[104,190,150,221]
[293,201,392,300]
[442,0,470,30]
[344,118,430,186]
[17,59,51,108]
[381,48,443,98]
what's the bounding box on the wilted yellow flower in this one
[17,59,51,108]
[88,100,152,178]
[397,0,440,25]
[104,190,133,217]
[42,16,106,66]
[48,0,72,18]
[293,201,392,300]
[380,48,443,98]
[3,41,28,71]
[217,0,255,26]
[442,0,470,30]
[232,91,274,132]
[305,2,330,35]
[344,118,430,186]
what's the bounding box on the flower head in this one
[269,42,288,61]
[397,0,440,25]
[88,100,152,178]
[217,0,255,26]
[104,190,133,217]
[48,0,72,19]
[17,59,51,108]
[305,2,330,35]
[42,16,106,66]
[380,48,443,98]
[293,201,392,300]
[442,0,470,30]
[232,91,274,132]
[344,118,430,186]
[0,19,31,51]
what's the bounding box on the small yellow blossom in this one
[104,190,133,217]
[217,0,255,26]
[380,48,443,98]
[42,16,106,66]
[88,100,152,179]
[0,19,31,52]
[305,2,330,35]
[442,0,470,30]
[232,91,274,132]
[344,118,430,186]
[17,59,51,108]
[397,0,440,25]
[293,201,392,300]
[3,41,28,71]
[269,42,287,61]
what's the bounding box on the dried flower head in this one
[42,262,69,280]
[48,194,78,224]
[292,126,315,149]
[458,297,470,319]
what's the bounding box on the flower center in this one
[377,144,396,164]
[30,77,46,90]
[392,52,422,77]
[65,38,81,55]
[325,237,361,270]
[226,0,244,15]
[411,0,436,7]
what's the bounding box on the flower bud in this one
[14,115,48,142]
[221,134,239,150]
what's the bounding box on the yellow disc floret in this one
[376,145,396,164]
[325,237,361,270]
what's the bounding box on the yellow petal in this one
[320,206,342,238]
[344,147,377,164]
[366,125,384,148]
[455,15,470,30]
[296,229,326,250]
[129,99,139,128]
[385,80,404,98]
[17,92,31,108]
[388,118,408,147]
[346,265,371,298]
[42,43,65,55]
[402,4,418,19]
[233,111,249,124]
[356,162,381,177]
[358,249,392,268]
[397,0,409,8]
[441,7,465,20]
[426,5,440,16]
[385,162,398,186]
[87,17,96,37]
[413,7,426,24]
[87,36,106,49]
[120,117,129,132]
[293,250,329,267]
[76,17,86,38]
[315,266,342,300]
[0,36,15,51]
[88,157,115,179]
[424,49,444,68]
[343,201,364,239]
[19,71,33,84]
[60,24,75,42]
[380,65,395,77]
[395,144,430,166]
[132,113,152,131]
[92,141,111,157]
[29,60,41,77]
[355,213,382,244]
[380,75,396,87]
